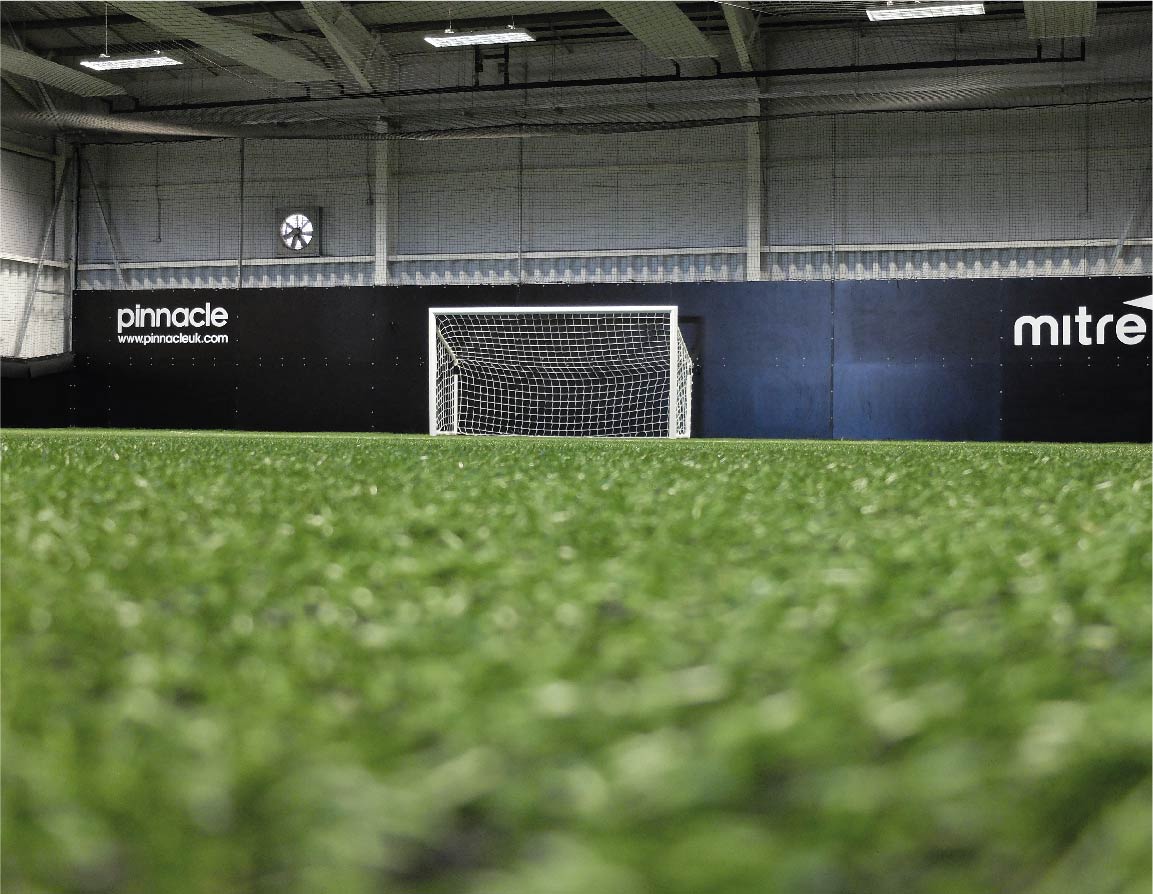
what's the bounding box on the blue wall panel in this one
[832,280,1005,440]
[832,363,1002,441]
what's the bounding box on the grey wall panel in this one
[761,103,1152,255]
[522,166,743,252]
[241,140,372,259]
[81,183,242,263]
[79,141,242,264]
[1,149,69,358]
[396,140,519,255]
[765,117,835,248]
[829,105,1152,246]
[80,140,373,265]
[1,150,54,259]
[0,260,69,357]
[396,172,521,255]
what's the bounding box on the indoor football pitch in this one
[3,430,1150,894]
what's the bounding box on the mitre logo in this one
[1012,295,1152,347]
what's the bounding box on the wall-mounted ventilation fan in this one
[275,207,321,257]
[280,213,314,250]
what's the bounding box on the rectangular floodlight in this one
[80,54,182,71]
[423,26,536,47]
[867,3,984,20]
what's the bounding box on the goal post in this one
[428,306,692,438]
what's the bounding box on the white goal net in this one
[429,306,692,437]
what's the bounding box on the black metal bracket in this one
[473,44,513,87]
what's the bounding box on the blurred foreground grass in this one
[2,430,1150,894]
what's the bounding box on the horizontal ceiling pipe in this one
[128,45,1088,115]
[60,95,1152,147]
[368,79,1152,125]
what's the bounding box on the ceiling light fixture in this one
[866,2,985,21]
[80,51,183,70]
[423,25,536,47]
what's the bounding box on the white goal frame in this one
[428,305,692,438]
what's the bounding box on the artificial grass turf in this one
[1,430,1149,894]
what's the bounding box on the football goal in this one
[429,306,692,437]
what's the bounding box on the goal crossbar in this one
[428,305,677,315]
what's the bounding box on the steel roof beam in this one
[6,2,307,31]
[0,45,125,96]
[301,1,392,92]
[112,1,335,82]
[721,4,761,72]
[602,2,717,59]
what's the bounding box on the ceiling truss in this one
[300,1,392,91]
[111,1,336,82]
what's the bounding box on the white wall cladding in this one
[1,147,73,357]
[389,251,746,286]
[72,10,1151,291]
[396,140,520,255]
[76,105,1149,290]
[77,259,378,290]
[241,140,374,259]
[77,139,375,289]
[521,131,745,252]
[762,102,1152,280]
[394,128,746,264]
[79,140,241,264]
[0,259,69,358]
[764,243,1151,281]
[828,104,1150,244]
[3,150,56,258]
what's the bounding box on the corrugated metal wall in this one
[73,98,1152,291]
[0,144,74,358]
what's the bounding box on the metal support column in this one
[372,122,393,286]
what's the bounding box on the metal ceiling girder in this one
[301,1,392,91]
[112,1,335,82]
[6,2,306,31]
[0,45,125,96]
[602,2,717,59]
[1023,1,1097,38]
[721,4,761,72]
[2,75,41,109]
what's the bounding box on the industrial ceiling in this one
[1,1,1144,142]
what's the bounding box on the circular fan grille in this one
[280,213,314,251]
